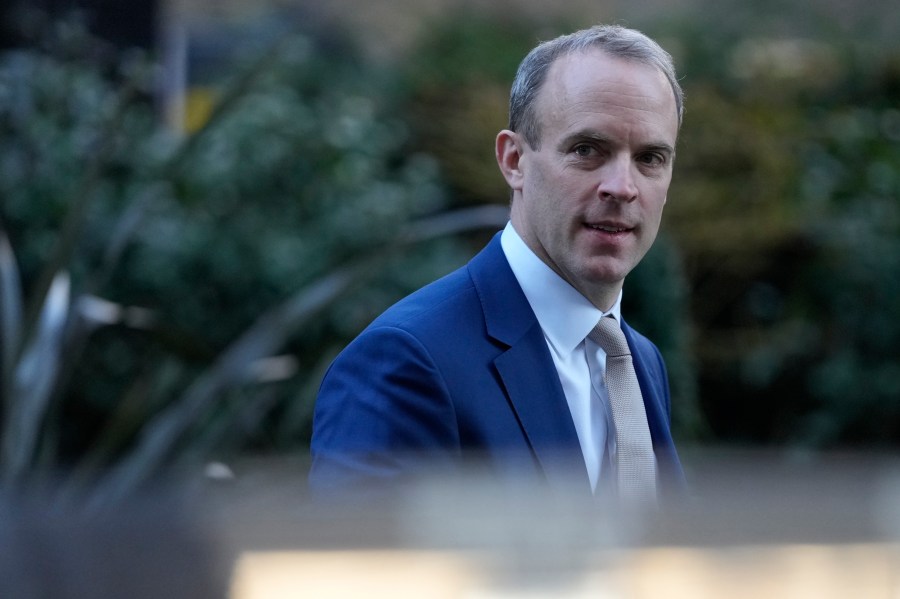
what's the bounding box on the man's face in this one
[500,49,678,310]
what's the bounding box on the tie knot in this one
[588,316,630,357]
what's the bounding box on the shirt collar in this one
[500,222,622,355]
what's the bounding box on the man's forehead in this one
[545,49,663,93]
[536,49,677,129]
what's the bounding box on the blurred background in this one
[1,0,899,596]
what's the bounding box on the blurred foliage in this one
[662,19,900,448]
[401,16,532,206]
[0,13,504,499]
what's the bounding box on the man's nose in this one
[596,155,638,202]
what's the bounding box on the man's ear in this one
[495,129,525,190]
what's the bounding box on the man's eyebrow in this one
[557,131,611,149]
[643,142,676,157]
[557,131,675,156]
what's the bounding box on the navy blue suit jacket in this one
[309,233,684,495]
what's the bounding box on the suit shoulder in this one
[366,264,480,334]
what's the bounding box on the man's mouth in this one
[586,223,632,233]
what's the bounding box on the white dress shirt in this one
[500,222,621,492]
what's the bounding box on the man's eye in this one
[573,144,595,157]
[643,152,666,166]
[638,153,666,166]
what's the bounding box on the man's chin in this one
[566,268,630,308]
[582,263,631,287]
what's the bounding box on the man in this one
[309,24,685,502]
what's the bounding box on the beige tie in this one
[589,316,657,504]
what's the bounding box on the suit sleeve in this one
[308,325,462,493]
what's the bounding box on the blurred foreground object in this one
[0,449,898,597]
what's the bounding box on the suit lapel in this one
[622,322,673,447]
[468,235,588,490]
[622,321,686,491]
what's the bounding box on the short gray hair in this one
[509,25,684,148]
